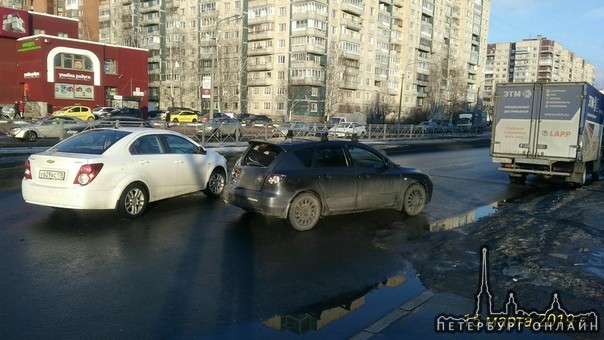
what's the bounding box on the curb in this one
[350,290,435,340]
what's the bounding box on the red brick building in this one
[1,6,148,117]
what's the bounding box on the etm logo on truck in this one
[502,89,532,98]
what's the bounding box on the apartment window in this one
[278,71,286,79]
[311,87,319,97]
[264,87,271,95]
[277,102,285,110]
[310,103,318,112]
[264,102,271,110]
[279,39,285,48]
[279,23,286,32]
[278,55,286,64]
[279,7,286,16]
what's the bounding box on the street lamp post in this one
[209,13,245,120]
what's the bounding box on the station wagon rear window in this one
[242,143,282,167]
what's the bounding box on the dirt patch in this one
[386,182,604,317]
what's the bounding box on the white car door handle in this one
[174,160,184,164]
[138,160,149,165]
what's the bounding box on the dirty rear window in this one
[242,143,282,167]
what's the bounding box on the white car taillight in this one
[74,163,104,185]
[24,159,31,180]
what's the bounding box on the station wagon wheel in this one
[118,183,148,218]
[203,168,226,197]
[288,192,321,231]
[402,183,426,216]
[25,130,37,142]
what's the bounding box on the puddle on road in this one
[200,267,425,339]
[429,202,499,232]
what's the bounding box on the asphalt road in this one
[0,146,541,338]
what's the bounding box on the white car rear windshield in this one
[49,130,130,154]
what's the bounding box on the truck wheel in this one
[592,171,600,181]
[509,175,526,184]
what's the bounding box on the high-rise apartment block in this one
[483,37,596,111]
[1,0,99,41]
[98,0,490,121]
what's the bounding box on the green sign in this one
[18,41,41,53]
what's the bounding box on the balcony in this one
[291,44,325,55]
[247,78,272,86]
[289,78,324,87]
[341,2,363,16]
[140,3,160,14]
[342,16,362,31]
[248,31,274,41]
[122,0,132,4]
[248,63,274,72]
[247,45,275,56]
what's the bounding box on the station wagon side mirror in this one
[197,146,207,155]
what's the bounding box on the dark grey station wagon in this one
[226,138,433,231]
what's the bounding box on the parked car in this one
[92,106,115,119]
[417,121,438,133]
[226,139,433,231]
[52,105,95,121]
[241,114,273,125]
[8,116,87,142]
[329,122,367,138]
[21,128,228,218]
[70,117,155,133]
[147,110,166,120]
[199,118,242,138]
[109,107,143,119]
[437,122,455,133]
[171,110,200,123]
[200,112,228,122]
[275,121,310,136]
[1,106,15,119]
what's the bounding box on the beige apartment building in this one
[1,0,99,41]
[97,0,491,122]
[483,36,596,113]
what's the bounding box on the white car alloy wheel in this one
[203,169,226,197]
[119,183,148,218]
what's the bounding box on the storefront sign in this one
[24,71,40,79]
[57,72,92,82]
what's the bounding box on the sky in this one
[488,0,604,88]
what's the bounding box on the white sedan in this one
[8,116,87,141]
[329,122,367,138]
[22,128,228,218]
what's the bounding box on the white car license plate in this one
[39,170,66,181]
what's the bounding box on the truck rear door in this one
[533,83,584,159]
[492,83,584,160]
[491,84,539,156]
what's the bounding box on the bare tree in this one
[324,42,348,121]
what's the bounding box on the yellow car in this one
[171,110,200,123]
[52,105,95,121]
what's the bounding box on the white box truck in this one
[490,82,604,185]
